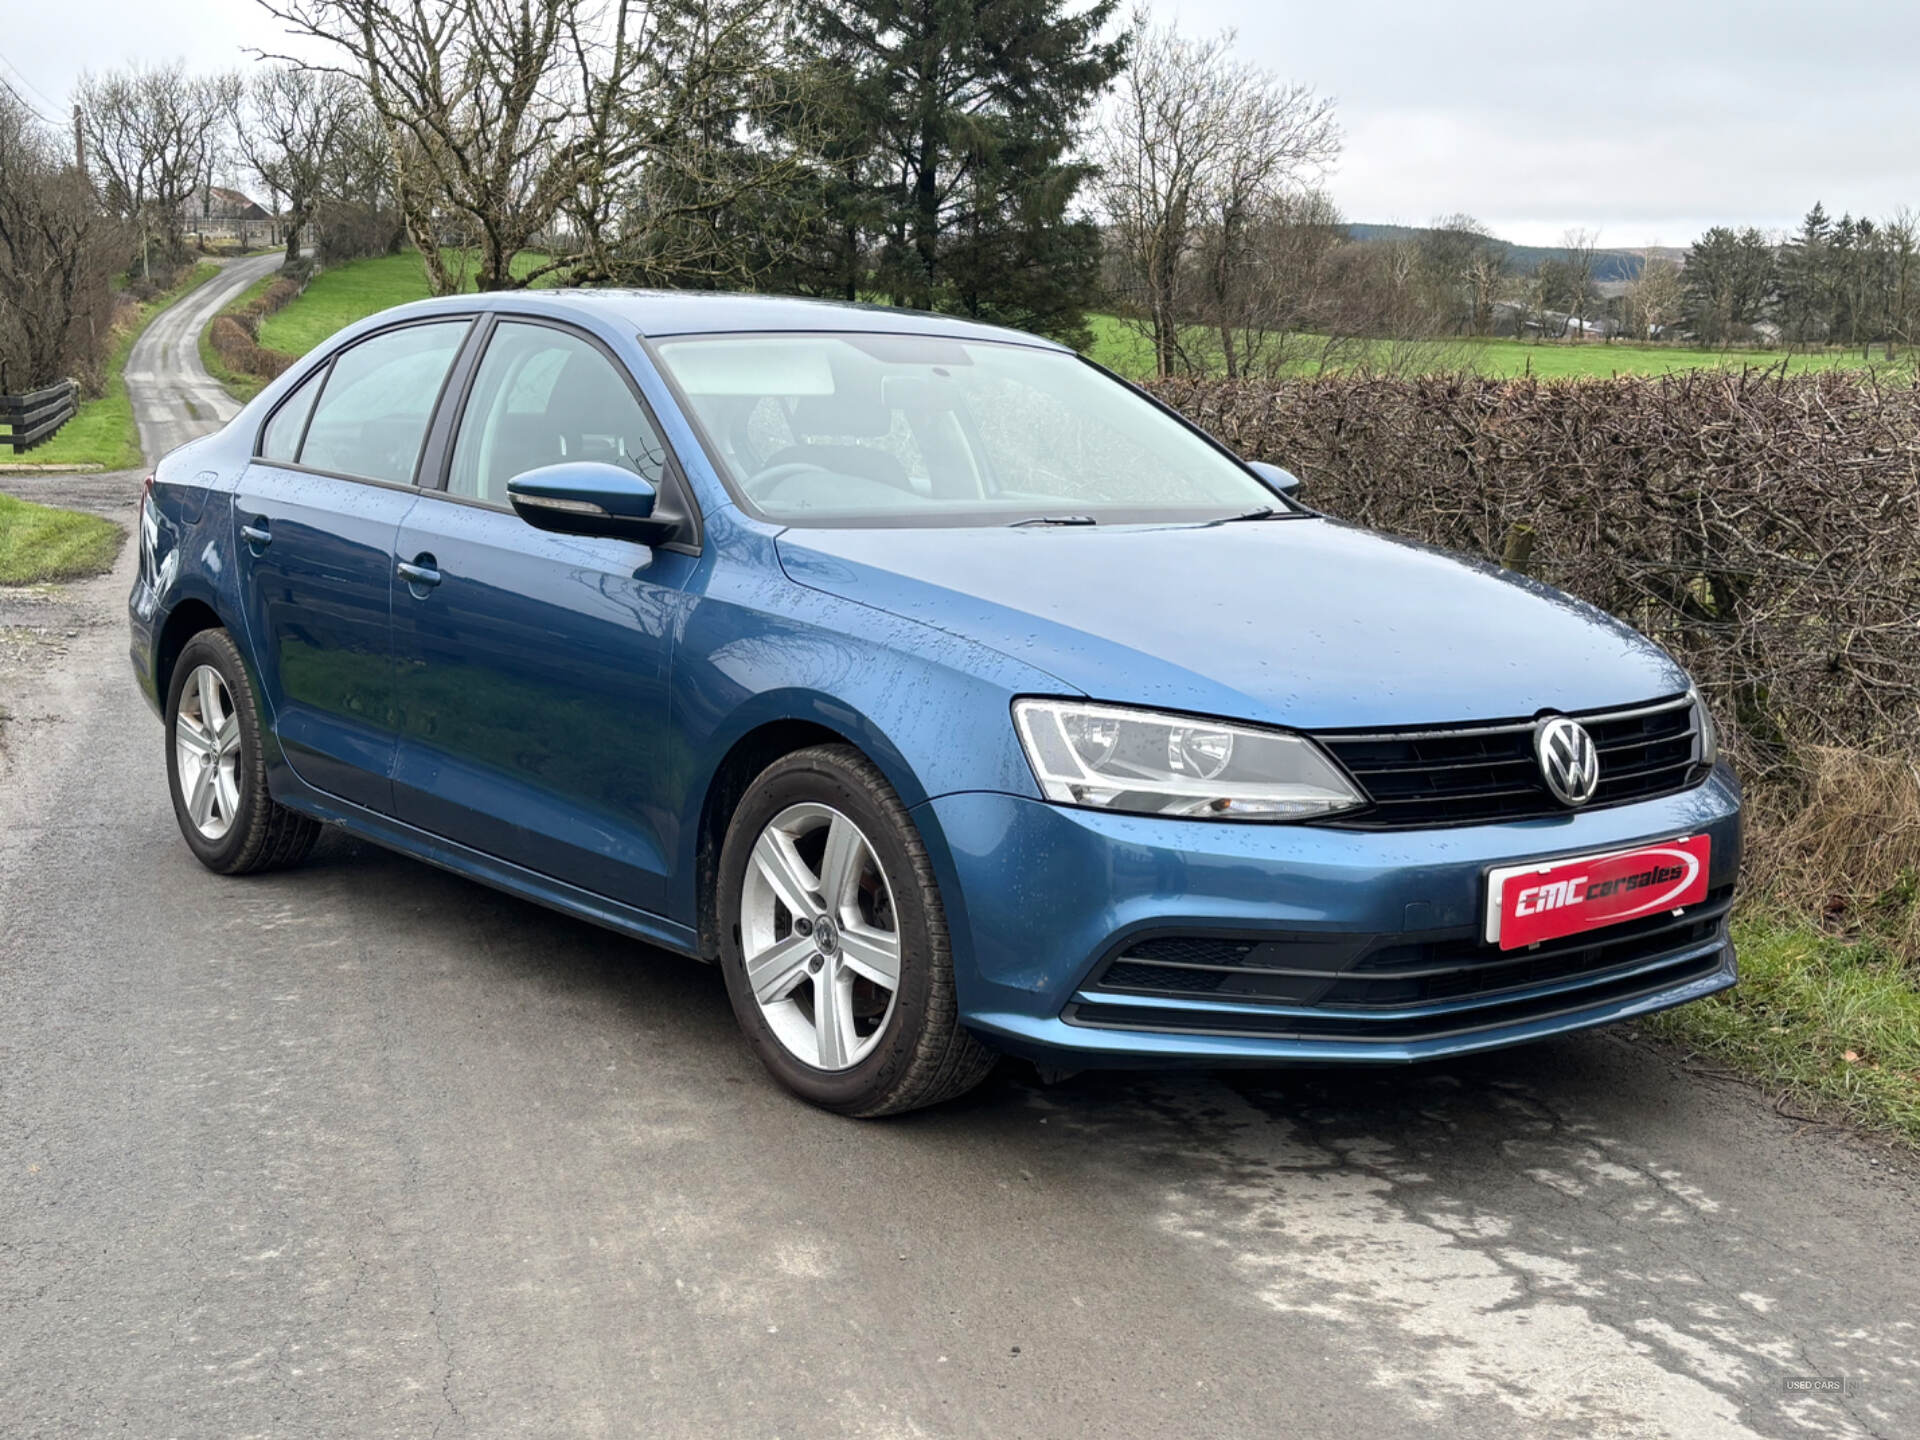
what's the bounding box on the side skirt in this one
[274,778,704,959]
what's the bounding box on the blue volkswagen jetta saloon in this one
[129,292,1741,1115]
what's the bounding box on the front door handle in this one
[397,557,442,590]
[240,522,272,549]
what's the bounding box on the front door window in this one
[448,322,669,507]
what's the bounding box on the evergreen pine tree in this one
[1829,214,1858,342]
[1683,227,1777,345]
[1779,202,1833,343]
[796,0,1127,345]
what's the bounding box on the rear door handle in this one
[397,559,441,589]
[240,522,272,548]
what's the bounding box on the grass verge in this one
[23,262,222,471]
[0,492,124,584]
[1647,913,1920,1145]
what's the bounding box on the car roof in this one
[379,288,1072,351]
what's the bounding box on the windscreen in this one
[651,333,1282,526]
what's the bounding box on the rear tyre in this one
[716,744,998,1116]
[165,628,319,875]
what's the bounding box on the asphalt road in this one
[1,277,1918,1439]
[126,250,286,459]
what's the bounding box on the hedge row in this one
[1149,370,1920,929]
[206,268,308,384]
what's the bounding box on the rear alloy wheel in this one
[165,627,319,875]
[174,664,242,842]
[717,745,997,1115]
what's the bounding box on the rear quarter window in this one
[259,367,323,462]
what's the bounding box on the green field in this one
[0,492,124,584]
[1083,313,1909,382]
[24,262,222,471]
[257,250,555,357]
[256,254,1906,384]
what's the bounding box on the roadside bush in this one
[1150,370,1920,941]
[208,314,294,383]
[208,266,311,384]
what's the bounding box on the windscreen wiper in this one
[1008,514,1097,527]
[1207,507,1297,525]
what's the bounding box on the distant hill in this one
[1345,223,1653,282]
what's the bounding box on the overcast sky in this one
[6,0,1918,249]
[1160,0,1920,246]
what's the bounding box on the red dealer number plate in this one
[1486,835,1712,950]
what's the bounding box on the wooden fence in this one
[0,379,79,454]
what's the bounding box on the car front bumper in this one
[919,764,1742,1067]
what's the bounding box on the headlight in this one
[1689,687,1719,766]
[1012,700,1365,821]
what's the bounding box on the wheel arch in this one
[154,596,231,707]
[692,716,878,961]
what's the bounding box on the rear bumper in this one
[128,574,162,717]
[920,765,1742,1068]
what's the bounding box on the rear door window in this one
[297,321,471,484]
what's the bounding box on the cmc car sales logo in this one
[1490,835,1712,949]
[1515,857,1693,917]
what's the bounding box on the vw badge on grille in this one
[1535,716,1600,806]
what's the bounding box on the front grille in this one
[1069,886,1734,1044]
[1315,693,1708,830]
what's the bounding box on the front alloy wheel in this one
[717,745,997,1116]
[741,802,902,1071]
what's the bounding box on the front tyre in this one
[164,628,319,875]
[717,745,997,1116]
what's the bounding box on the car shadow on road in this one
[295,826,1585,1118]
[292,825,1671,1131]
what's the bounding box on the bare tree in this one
[1311,234,1474,376]
[1882,208,1918,359]
[1093,15,1338,378]
[1463,245,1509,337]
[556,0,819,288]
[1622,253,1685,341]
[254,0,581,293]
[1192,87,1338,376]
[77,64,232,280]
[0,93,124,393]
[310,94,404,262]
[1175,189,1349,377]
[1560,225,1600,336]
[253,0,812,293]
[229,66,361,269]
[1413,214,1507,337]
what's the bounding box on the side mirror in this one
[507,461,674,544]
[1247,460,1303,496]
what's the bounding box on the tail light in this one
[139,473,159,576]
